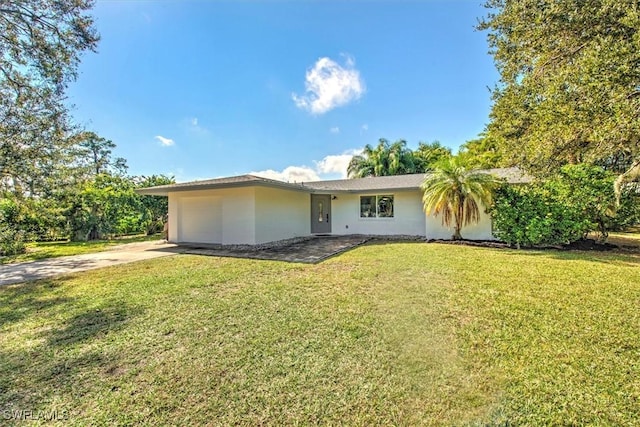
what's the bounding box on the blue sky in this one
[67,0,498,183]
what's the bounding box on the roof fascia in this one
[136,180,311,196]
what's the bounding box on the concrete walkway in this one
[182,235,371,263]
[0,241,182,286]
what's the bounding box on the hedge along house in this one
[136,168,529,245]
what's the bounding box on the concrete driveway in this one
[0,241,182,286]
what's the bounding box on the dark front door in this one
[310,194,331,234]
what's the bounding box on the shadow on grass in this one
[1,258,114,286]
[45,303,135,347]
[401,238,640,267]
[501,247,640,267]
[0,280,71,327]
[0,278,143,411]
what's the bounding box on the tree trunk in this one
[74,230,88,241]
[614,158,640,206]
[88,225,99,240]
[88,205,100,240]
[597,220,608,243]
[452,223,462,240]
[452,207,463,240]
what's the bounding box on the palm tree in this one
[347,145,376,178]
[387,140,416,175]
[421,157,502,240]
[348,139,416,178]
[413,141,452,172]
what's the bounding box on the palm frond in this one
[421,157,502,238]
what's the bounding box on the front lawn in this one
[1,243,638,425]
[0,234,164,265]
[607,227,640,248]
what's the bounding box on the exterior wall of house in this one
[177,194,223,243]
[220,187,256,244]
[254,187,310,244]
[167,187,256,244]
[329,190,427,236]
[166,185,496,246]
[424,204,495,240]
[168,193,179,242]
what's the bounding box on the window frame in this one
[359,194,394,219]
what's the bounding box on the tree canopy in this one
[1,125,175,246]
[457,134,502,169]
[0,0,99,194]
[348,139,416,178]
[74,132,128,177]
[479,0,640,189]
[413,141,452,171]
[347,139,452,178]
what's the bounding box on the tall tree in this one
[136,175,175,235]
[479,0,640,196]
[348,139,416,178]
[74,131,128,177]
[414,141,452,172]
[421,157,501,240]
[457,134,503,169]
[63,132,131,240]
[0,0,99,195]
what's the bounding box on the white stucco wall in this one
[220,187,256,244]
[167,187,256,244]
[168,193,179,242]
[166,185,496,245]
[177,195,223,243]
[254,187,310,244]
[329,190,427,236]
[424,204,495,240]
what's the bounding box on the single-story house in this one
[136,167,529,246]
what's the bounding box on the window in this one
[377,195,394,217]
[360,195,394,218]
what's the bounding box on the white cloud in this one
[314,149,362,178]
[251,166,320,183]
[329,126,340,134]
[251,148,362,182]
[185,117,210,136]
[361,123,369,133]
[155,135,175,146]
[292,55,365,114]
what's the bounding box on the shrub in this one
[0,226,26,256]
[549,165,616,240]
[491,185,588,248]
[0,198,28,255]
[492,164,639,247]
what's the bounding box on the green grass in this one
[1,243,639,425]
[0,234,164,265]
[607,227,640,247]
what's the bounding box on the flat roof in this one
[135,167,531,196]
[303,173,427,193]
[135,174,308,196]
